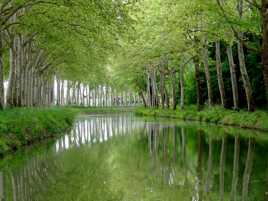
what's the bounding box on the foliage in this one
[109,0,266,108]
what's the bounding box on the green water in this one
[0,113,268,201]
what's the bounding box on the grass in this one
[68,106,135,114]
[0,107,78,155]
[0,106,134,156]
[135,106,268,132]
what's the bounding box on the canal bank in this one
[0,108,77,156]
[135,106,268,132]
[0,107,133,156]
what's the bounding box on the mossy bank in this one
[135,107,268,132]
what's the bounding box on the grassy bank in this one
[0,106,134,156]
[0,108,77,156]
[69,106,135,114]
[135,106,268,132]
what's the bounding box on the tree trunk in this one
[237,0,254,111]
[61,80,64,105]
[172,71,177,110]
[180,64,185,109]
[194,58,203,110]
[20,40,26,107]
[203,41,213,107]
[66,80,71,105]
[28,70,33,107]
[50,76,54,105]
[215,41,226,107]
[33,72,39,106]
[237,40,254,111]
[93,88,96,106]
[261,0,268,107]
[15,36,22,107]
[6,38,17,107]
[164,86,169,108]
[227,46,239,110]
[56,77,61,106]
[88,85,91,106]
[72,82,76,105]
[0,32,4,110]
[147,71,152,107]
[160,70,165,109]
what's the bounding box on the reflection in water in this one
[55,114,145,152]
[231,136,240,201]
[1,114,267,201]
[242,139,255,201]
[219,136,226,201]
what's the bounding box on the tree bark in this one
[180,64,185,109]
[160,70,165,109]
[147,71,152,107]
[215,41,226,107]
[66,80,70,105]
[164,86,169,108]
[172,71,177,110]
[261,0,268,107]
[139,91,147,107]
[227,46,239,110]
[6,37,17,107]
[15,36,22,107]
[56,76,60,106]
[60,80,64,105]
[203,41,213,107]
[194,58,203,110]
[237,0,254,111]
[0,32,4,110]
[237,40,254,111]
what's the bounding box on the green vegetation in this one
[136,107,268,131]
[0,0,137,109]
[69,106,135,114]
[0,106,137,156]
[1,0,268,130]
[0,108,77,155]
[112,0,268,113]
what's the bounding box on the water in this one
[0,113,268,201]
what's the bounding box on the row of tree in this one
[54,79,141,107]
[0,0,136,109]
[112,0,268,111]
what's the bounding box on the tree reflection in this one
[0,115,264,201]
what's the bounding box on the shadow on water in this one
[0,113,268,201]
